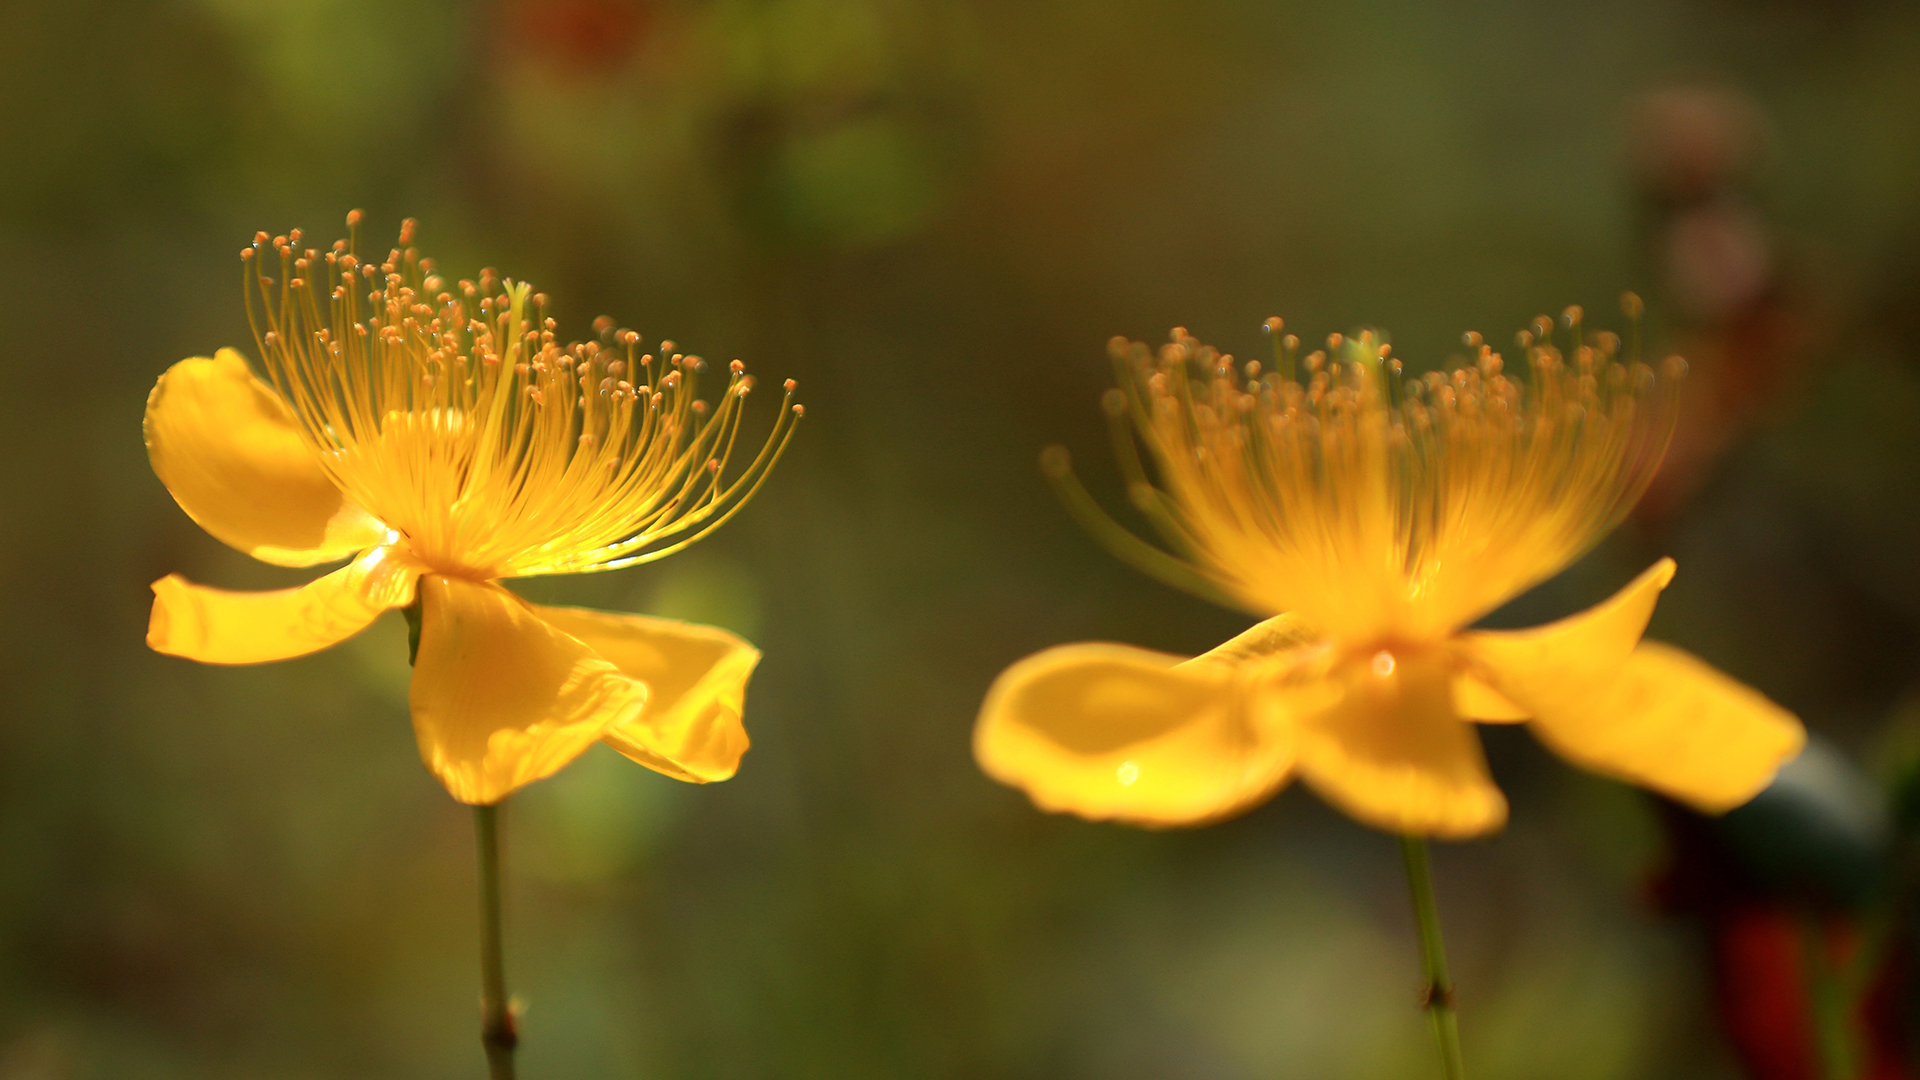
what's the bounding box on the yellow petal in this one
[1456,558,1676,710]
[1185,612,1320,669]
[1294,651,1508,838]
[147,546,418,664]
[531,605,758,783]
[146,349,386,567]
[409,575,648,805]
[1458,558,1802,810]
[1451,672,1529,722]
[974,642,1294,828]
[1527,641,1802,812]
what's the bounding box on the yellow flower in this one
[976,312,1804,837]
[145,219,800,805]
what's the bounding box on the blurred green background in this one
[4,0,1920,1077]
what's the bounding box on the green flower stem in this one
[475,802,518,1080]
[1802,915,1857,1080]
[1401,836,1466,1080]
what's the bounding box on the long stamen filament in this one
[1060,303,1679,639]
[242,215,801,579]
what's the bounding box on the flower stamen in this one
[1055,298,1682,640]
[242,215,801,579]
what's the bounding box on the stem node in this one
[1401,835,1467,1080]
[475,803,517,1080]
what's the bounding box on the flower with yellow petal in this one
[146,218,799,805]
[977,310,1803,838]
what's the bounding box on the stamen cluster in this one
[1058,302,1681,641]
[244,215,800,579]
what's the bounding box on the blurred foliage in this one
[3,0,1920,1077]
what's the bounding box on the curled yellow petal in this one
[1526,641,1803,812]
[974,642,1294,828]
[147,545,418,664]
[1294,651,1508,838]
[1456,558,1676,710]
[1186,612,1320,669]
[410,575,648,805]
[1458,558,1802,810]
[146,349,386,567]
[532,605,758,783]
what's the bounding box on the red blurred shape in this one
[1707,906,1909,1080]
[501,0,653,74]
[1714,906,1818,1080]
